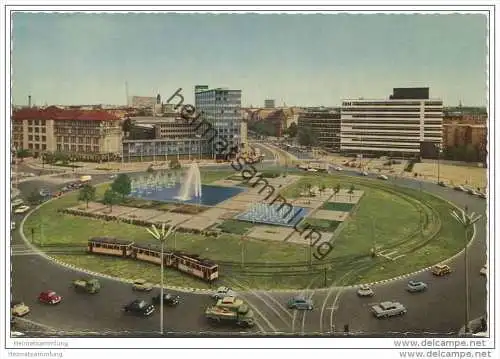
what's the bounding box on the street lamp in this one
[437,143,443,184]
[145,223,177,335]
[450,207,482,334]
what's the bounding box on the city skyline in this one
[12,13,487,107]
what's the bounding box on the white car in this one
[357,284,374,297]
[212,286,235,300]
[378,174,389,180]
[11,221,15,231]
[11,199,24,207]
[307,168,318,172]
[480,265,487,276]
[334,166,343,171]
[360,171,368,176]
[371,301,407,318]
[14,205,30,214]
[11,331,25,337]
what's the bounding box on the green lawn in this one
[23,171,467,289]
[218,219,254,235]
[300,218,341,232]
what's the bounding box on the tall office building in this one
[298,108,341,151]
[340,88,443,157]
[264,99,275,108]
[195,86,242,158]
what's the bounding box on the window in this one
[28,143,33,149]
[35,136,40,141]
[28,127,33,132]
[42,127,46,133]
[28,135,33,141]
[57,136,62,142]
[42,144,46,150]
[35,144,40,150]
[57,144,62,151]
[28,120,33,125]
[34,120,39,125]
[42,136,46,141]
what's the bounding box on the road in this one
[10,160,488,337]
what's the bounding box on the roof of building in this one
[12,107,120,121]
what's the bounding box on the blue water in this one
[130,184,244,206]
[235,204,310,227]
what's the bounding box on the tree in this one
[169,157,181,169]
[111,174,132,200]
[122,117,133,138]
[78,183,96,209]
[102,189,120,212]
[319,183,326,196]
[54,151,69,165]
[334,184,341,200]
[285,122,298,138]
[16,148,31,161]
[298,127,314,146]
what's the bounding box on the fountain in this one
[236,202,309,227]
[175,162,202,201]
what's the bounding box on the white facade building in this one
[340,94,443,157]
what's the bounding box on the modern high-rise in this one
[195,86,242,158]
[264,99,275,108]
[340,88,443,157]
[297,108,341,151]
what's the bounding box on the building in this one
[130,96,157,109]
[12,107,122,161]
[195,86,242,159]
[442,115,487,162]
[264,99,275,108]
[340,87,443,157]
[297,108,341,151]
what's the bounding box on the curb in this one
[18,196,215,295]
[16,171,481,295]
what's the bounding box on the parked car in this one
[38,291,62,304]
[11,199,24,207]
[152,293,180,306]
[454,185,466,192]
[287,296,314,310]
[438,181,446,187]
[334,166,343,171]
[14,205,30,214]
[406,280,428,293]
[378,174,389,180]
[356,284,374,297]
[432,264,451,276]
[212,286,235,300]
[477,192,487,199]
[11,221,15,231]
[132,279,153,292]
[371,301,407,318]
[11,331,26,337]
[480,264,487,276]
[109,174,117,179]
[360,171,368,176]
[11,301,30,317]
[123,299,155,317]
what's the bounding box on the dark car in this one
[438,181,446,187]
[123,299,155,317]
[152,293,180,307]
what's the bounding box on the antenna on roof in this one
[125,81,129,107]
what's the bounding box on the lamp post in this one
[450,206,482,334]
[146,224,177,335]
[437,143,443,184]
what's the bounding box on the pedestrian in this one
[344,324,349,333]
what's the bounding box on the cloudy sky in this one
[11,12,487,107]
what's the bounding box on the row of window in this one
[27,143,47,150]
[342,101,442,106]
[342,108,442,113]
[55,136,100,144]
[56,144,101,152]
[28,127,47,133]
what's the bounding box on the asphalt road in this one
[10,161,488,336]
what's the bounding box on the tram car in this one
[87,238,219,282]
[87,237,134,257]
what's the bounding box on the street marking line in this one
[259,291,294,320]
[329,289,343,334]
[241,297,274,334]
[301,291,316,335]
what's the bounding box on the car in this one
[14,205,30,214]
[123,299,155,317]
[11,331,26,337]
[477,192,487,199]
[454,185,466,192]
[11,198,24,207]
[287,296,314,310]
[371,301,407,318]
[152,293,180,306]
[38,290,62,304]
[406,280,428,293]
[11,221,15,231]
[334,166,343,171]
[480,264,487,276]
[356,284,374,297]
[11,301,30,317]
[377,174,389,180]
[307,168,318,172]
[438,181,446,187]
[464,187,478,196]
[132,279,153,292]
[212,286,235,300]
[360,171,368,176]
[39,189,50,197]
[432,264,451,276]
[109,174,117,179]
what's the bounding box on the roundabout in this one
[10,162,488,336]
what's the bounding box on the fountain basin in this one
[235,203,310,227]
[130,184,244,206]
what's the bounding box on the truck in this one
[205,296,255,327]
[72,278,101,294]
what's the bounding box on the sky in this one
[11,13,488,107]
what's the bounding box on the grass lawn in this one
[300,218,341,232]
[218,219,254,235]
[24,171,467,289]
